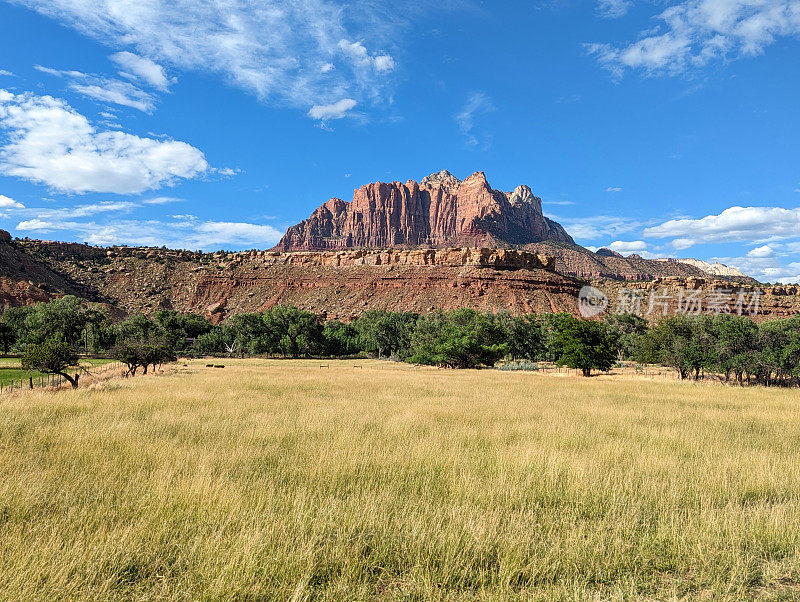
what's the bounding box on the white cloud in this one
[308,98,357,121]
[606,239,648,254]
[16,215,284,250]
[34,65,157,113]
[19,201,138,221]
[597,0,633,18]
[142,196,182,205]
[747,244,775,258]
[554,214,644,240]
[0,89,209,194]
[373,55,396,73]
[339,40,396,73]
[606,186,623,192]
[706,253,800,283]
[0,194,24,208]
[14,0,407,116]
[671,238,696,250]
[17,218,55,231]
[110,51,172,90]
[455,92,495,148]
[589,0,800,76]
[0,70,13,77]
[645,206,800,245]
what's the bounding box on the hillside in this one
[1,237,584,320]
[2,233,797,322]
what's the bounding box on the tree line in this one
[2,296,799,386]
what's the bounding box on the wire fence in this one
[0,361,125,394]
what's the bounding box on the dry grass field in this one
[1,359,799,601]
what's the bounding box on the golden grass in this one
[1,359,799,601]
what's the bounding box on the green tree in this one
[549,315,617,377]
[194,326,233,354]
[635,314,710,380]
[0,306,30,353]
[707,314,757,382]
[111,335,176,376]
[263,306,323,358]
[152,310,212,348]
[604,313,648,361]
[21,339,81,388]
[408,309,507,369]
[354,310,418,359]
[224,313,269,356]
[501,313,544,361]
[322,320,361,357]
[21,296,108,351]
[0,322,16,355]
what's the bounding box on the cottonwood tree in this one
[548,314,617,377]
[408,309,507,369]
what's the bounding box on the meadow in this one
[0,359,799,600]
[0,356,116,384]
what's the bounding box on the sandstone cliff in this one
[1,233,798,322]
[275,170,574,251]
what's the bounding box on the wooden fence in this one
[0,361,125,394]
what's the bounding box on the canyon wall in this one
[276,170,574,251]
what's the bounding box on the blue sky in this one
[0,0,799,282]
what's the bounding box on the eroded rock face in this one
[275,170,574,251]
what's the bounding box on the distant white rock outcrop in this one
[656,257,747,278]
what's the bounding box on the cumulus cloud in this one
[0,89,209,194]
[747,244,775,258]
[338,40,396,73]
[606,239,648,254]
[110,51,172,90]
[0,69,13,77]
[13,0,408,116]
[455,92,495,148]
[0,194,24,208]
[308,98,357,121]
[588,0,800,76]
[644,206,800,245]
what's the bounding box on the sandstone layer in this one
[2,233,797,322]
[4,238,580,321]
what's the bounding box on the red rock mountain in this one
[275,170,574,251]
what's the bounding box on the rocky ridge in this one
[276,170,574,251]
[2,233,800,322]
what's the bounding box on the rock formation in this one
[275,170,574,251]
[1,233,798,322]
